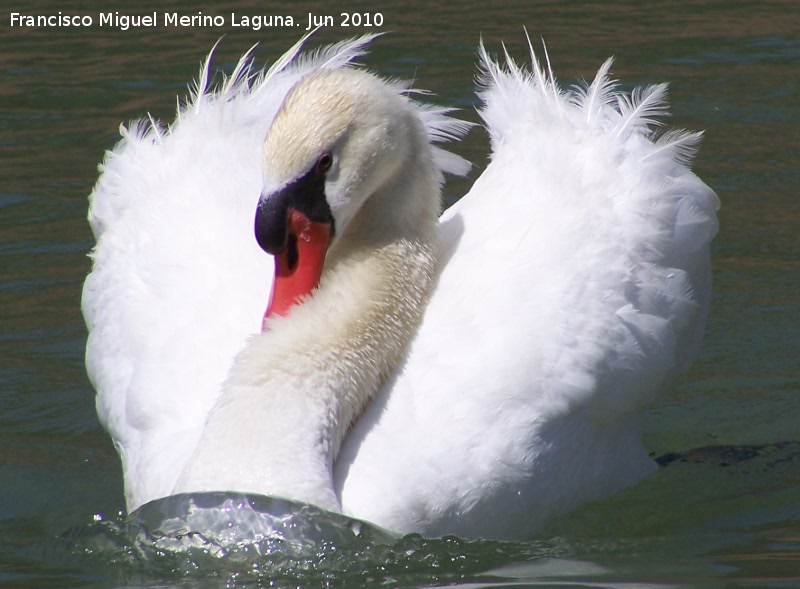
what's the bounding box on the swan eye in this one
[316,153,333,175]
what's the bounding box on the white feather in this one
[83,35,719,540]
[337,41,718,538]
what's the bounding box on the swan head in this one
[255,68,436,321]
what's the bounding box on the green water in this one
[1,1,798,587]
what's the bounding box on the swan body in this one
[82,34,719,539]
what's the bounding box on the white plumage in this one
[82,33,718,540]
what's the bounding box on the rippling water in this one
[1,1,798,587]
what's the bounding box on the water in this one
[1,0,798,586]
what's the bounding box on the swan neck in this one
[174,174,439,511]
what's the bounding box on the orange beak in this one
[262,208,332,328]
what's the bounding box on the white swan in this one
[82,34,719,540]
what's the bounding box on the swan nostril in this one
[285,233,299,270]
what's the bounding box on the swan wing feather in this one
[337,40,718,538]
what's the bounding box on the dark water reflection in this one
[1,0,798,587]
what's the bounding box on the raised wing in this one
[83,34,380,511]
[337,40,719,538]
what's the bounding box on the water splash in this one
[60,492,527,587]
[135,492,396,555]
